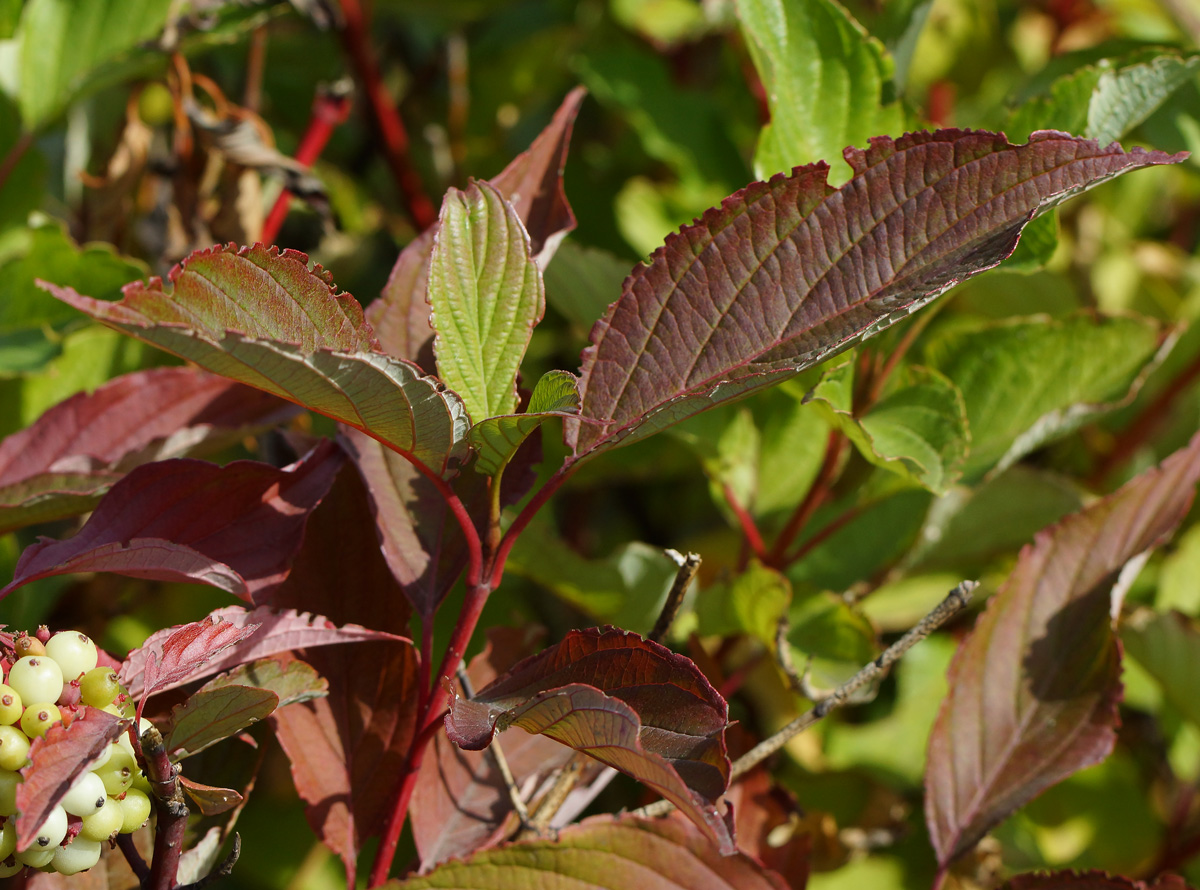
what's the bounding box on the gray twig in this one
[649,550,701,644]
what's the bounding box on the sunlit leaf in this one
[178,776,243,817]
[1122,611,1200,730]
[165,685,279,759]
[467,370,579,476]
[200,657,328,710]
[569,131,1182,460]
[925,431,1200,868]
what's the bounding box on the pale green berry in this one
[30,803,67,849]
[0,726,30,772]
[118,787,152,833]
[15,844,55,867]
[0,770,18,816]
[0,854,22,876]
[19,702,61,739]
[7,656,63,706]
[80,797,123,842]
[0,686,21,725]
[61,771,107,817]
[45,631,98,682]
[95,747,136,796]
[0,818,13,860]
[53,837,102,875]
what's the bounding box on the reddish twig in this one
[141,724,189,890]
[116,833,151,883]
[768,431,848,565]
[784,500,868,568]
[0,131,33,194]
[338,0,437,230]
[261,86,353,244]
[723,482,768,562]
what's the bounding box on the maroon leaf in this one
[568,130,1184,458]
[267,461,418,885]
[139,617,264,718]
[178,775,243,816]
[0,366,296,533]
[412,627,582,872]
[1006,872,1192,890]
[924,431,1200,868]
[1,439,343,602]
[369,87,585,365]
[165,685,280,759]
[446,627,733,854]
[386,814,789,890]
[16,708,126,851]
[120,605,406,701]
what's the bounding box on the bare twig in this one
[116,833,151,884]
[649,550,701,644]
[518,756,585,840]
[142,723,190,890]
[773,614,828,700]
[176,834,241,890]
[457,667,530,825]
[632,581,977,820]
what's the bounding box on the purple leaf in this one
[389,814,789,890]
[139,617,264,718]
[179,776,243,817]
[924,430,1200,868]
[0,366,296,533]
[16,708,126,852]
[165,684,280,759]
[120,605,407,701]
[569,130,1185,458]
[44,244,469,476]
[446,627,733,854]
[1,440,343,602]
[369,88,585,365]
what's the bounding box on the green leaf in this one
[695,559,792,645]
[543,240,630,334]
[429,180,545,422]
[15,0,174,130]
[807,362,968,495]
[200,657,328,710]
[1158,523,1200,615]
[737,0,905,182]
[166,685,279,760]
[787,587,878,688]
[1122,611,1200,730]
[386,815,787,889]
[926,314,1163,480]
[467,370,579,476]
[46,243,470,475]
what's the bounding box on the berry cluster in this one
[0,630,152,876]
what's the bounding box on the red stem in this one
[768,431,847,565]
[487,461,578,590]
[0,131,33,194]
[262,89,353,245]
[338,0,437,230]
[142,725,188,890]
[784,500,868,568]
[723,482,768,562]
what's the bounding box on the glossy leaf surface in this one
[925,431,1200,867]
[388,815,788,890]
[569,131,1182,459]
[1,441,342,601]
[429,180,544,421]
[45,243,469,475]
[446,628,733,853]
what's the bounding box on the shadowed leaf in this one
[0,366,297,533]
[166,685,279,759]
[468,370,580,476]
[1122,611,1200,730]
[446,627,733,853]
[44,243,468,475]
[138,617,264,719]
[16,708,126,851]
[925,431,1200,868]
[569,130,1183,460]
[386,815,788,889]
[1005,872,1191,890]
[1,441,343,603]
[178,776,243,817]
[200,657,328,710]
[370,88,584,364]
[429,180,545,421]
[121,604,405,701]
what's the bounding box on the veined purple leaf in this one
[387,814,788,890]
[924,431,1200,868]
[44,244,468,476]
[446,627,733,853]
[1,441,343,602]
[0,366,296,533]
[468,370,580,476]
[16,708,126,852]
[178,776,243,817]
[121,605,408,701]
[429,180,545,421]
[568,130,1185,459]
[165,684,280,759]
[370,87,585,364]
[139,617,264,718]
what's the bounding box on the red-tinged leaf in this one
[178,775,243,816]
[1006,872,1192,890]
[16,708,126,851]
[1,440,343,602]
[165,684,279,759]
[272,639,419,885]
[45,245,469,477]
[724,754,810,886]
[370,88,585,364]
[925,431,1200,868]
[267,462,419,885]
[199,656,327,709]
[568,130,1185,459]
[446,627,733,854]
[140,617,264,715]
[386,814,789,890]
[412,628,582,872]
[121,605,406,701]
[0,366,296,533]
